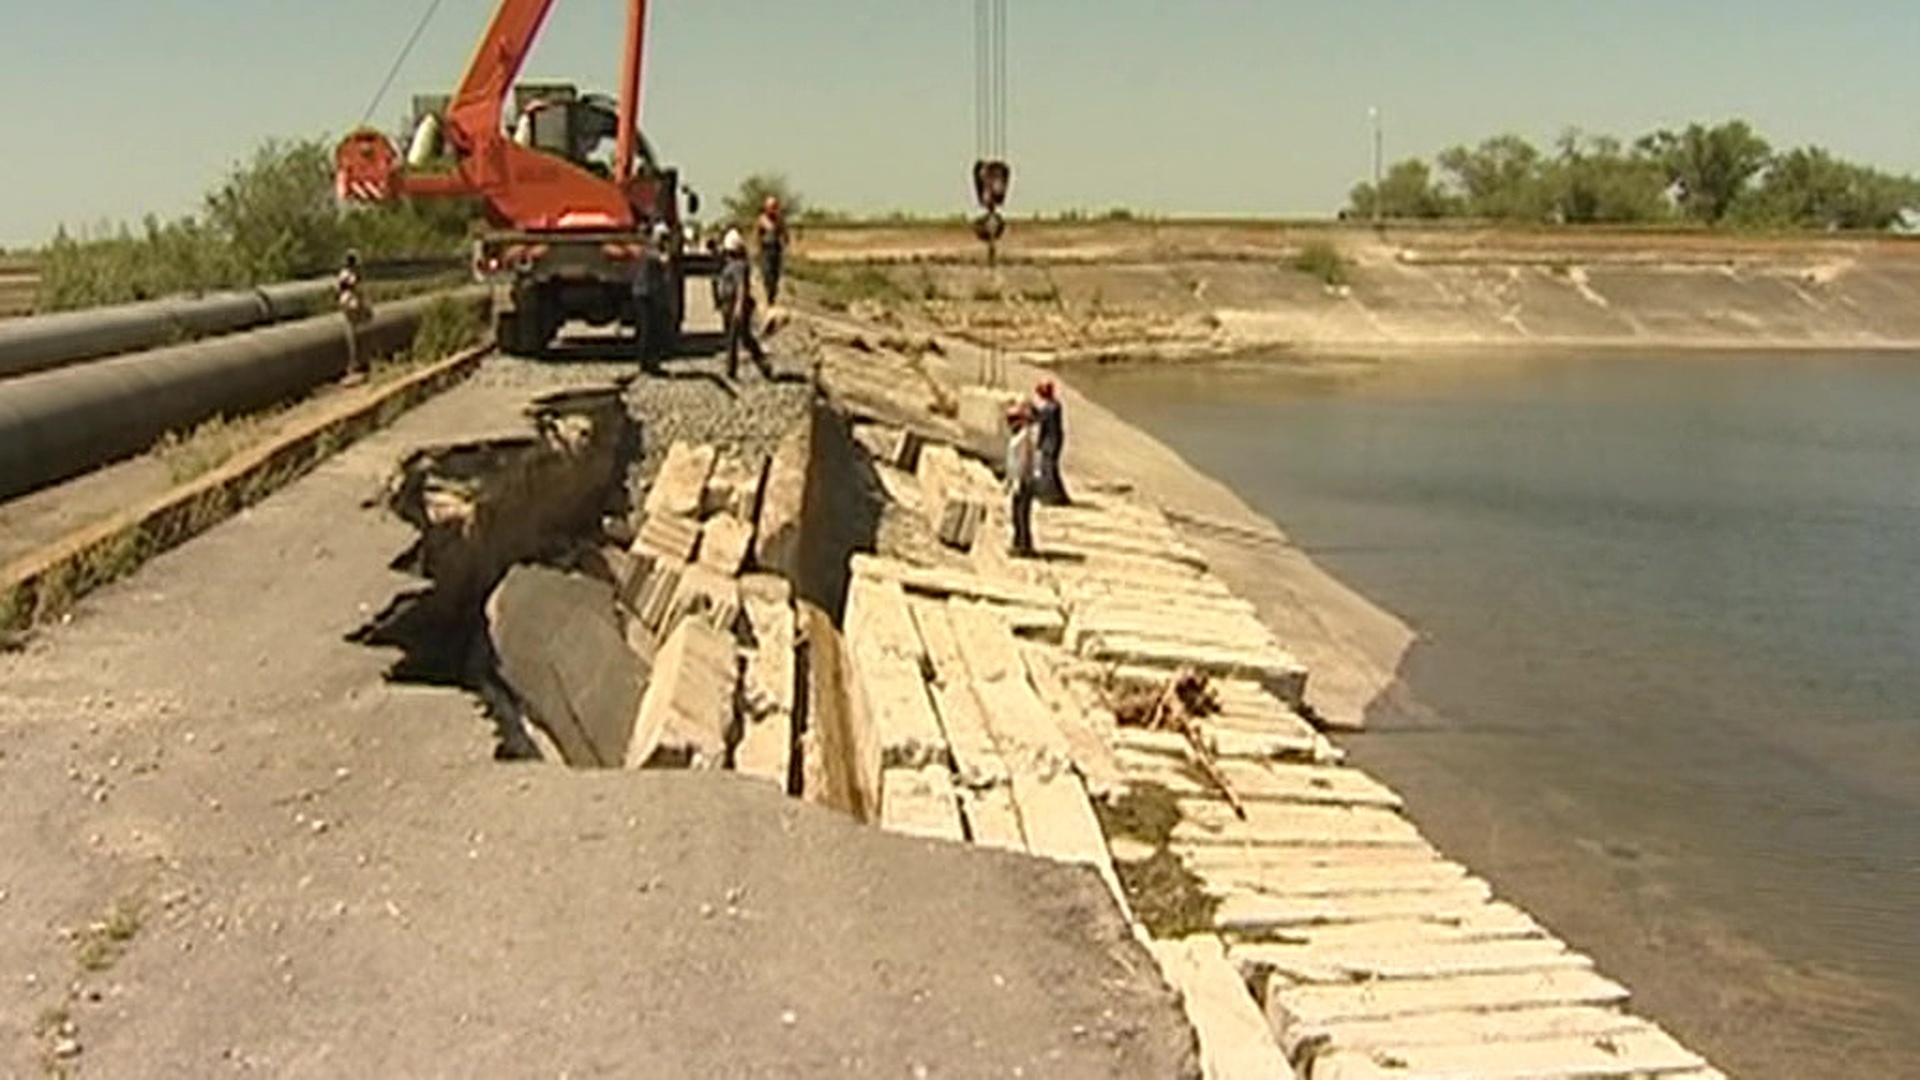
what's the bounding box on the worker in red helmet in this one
[1004,401,1040,558]
[1031,378,1071,506]
[756,194,788,308]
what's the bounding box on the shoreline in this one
[1025,333,1920,369]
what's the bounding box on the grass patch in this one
[153,413,267,485]
[1094,782,1219,938]
[1016,283,1061,304]
[1292,240,1351,287]
[970,283,1004,302]
[789,260,913,312]
[74,895,145,973]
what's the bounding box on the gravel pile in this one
[468,326,818,517]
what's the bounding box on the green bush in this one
[1292,241,1350,287]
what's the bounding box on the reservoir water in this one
[1072,350,1920,1078]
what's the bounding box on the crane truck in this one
[334,0,710,359]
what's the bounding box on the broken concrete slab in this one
[486,564,647,768]
[634,511,702,564]
[636,560,685,635]
[626,617,737,770]
[881,764,967,843]
[798,599,881,822]
[906,597,1013,790]
[664,564,742,638]
[696,513,755,576]
[1017,644,1128,799]
[844,575,949,770]
[753,422,808,582]
[642,441,717,519]
[701,453,765,520]
[1148,935,1294,1080]
[945,600,1077,773]
[735,576,796,790]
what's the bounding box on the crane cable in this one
[360,0,449,128]
[973,0,1008,385]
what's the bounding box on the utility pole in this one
[1369,106,1383,227]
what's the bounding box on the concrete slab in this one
[1017,643,1128,798]
[626,616,737,769]
[945,600,1076,772]
[485,564,646,768]
[1349,1028,1705,1079]
[696,512,755,576]
[1233,937,1594,985]
[1174,799,1430,848]
[753,421,807,581]
[642,440,717,518]
[1077,629,1309,708]
[1192,859,1474,900]
[1148,936,1294,1080]
[905,597,1013,789]
[1266,967,1631,1027]
[665,563,741,637]
[880,764,967,843]
[635,510,701,563]
[701,452,766,520]
[1302,1004,1657,1055]
[735,577,795,789]
[1113,748,1404,810]
[849,552,1060,612]
[956,783,1028,851]
[1214,887,1513,932]
[844,575,949,770]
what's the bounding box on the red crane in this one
[335,0,704,358]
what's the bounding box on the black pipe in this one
[0,290,488,502]
[0,279,336,382]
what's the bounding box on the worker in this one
[1005,401,1040,558]
[337,250,370,381]
[715,228,766,379]
[336,250,369,323]
[756,195,788,307]
[1031,379,1071,505]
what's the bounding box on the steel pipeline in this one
[0,290,488,502]
[0,278,337,382]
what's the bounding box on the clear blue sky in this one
[3,0,1917,246]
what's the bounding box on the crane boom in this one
[337,0,650,232]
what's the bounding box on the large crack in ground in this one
[349,337,822,774]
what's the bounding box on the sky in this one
[3,0,1918,246]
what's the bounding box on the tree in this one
[1546,130,1672,224]
[1740,147,1920,231]
[722,173,806,228]
[1436,134,1553,221]
[1637,121,1771,224]
[1347,159,1457,219]
[202,139,346,280]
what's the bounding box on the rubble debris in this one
[1108,667,1245,819]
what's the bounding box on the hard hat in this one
[722,228,745,253]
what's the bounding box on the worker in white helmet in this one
[713,228,765,378]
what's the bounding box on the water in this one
[1072,351,1920,1078]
